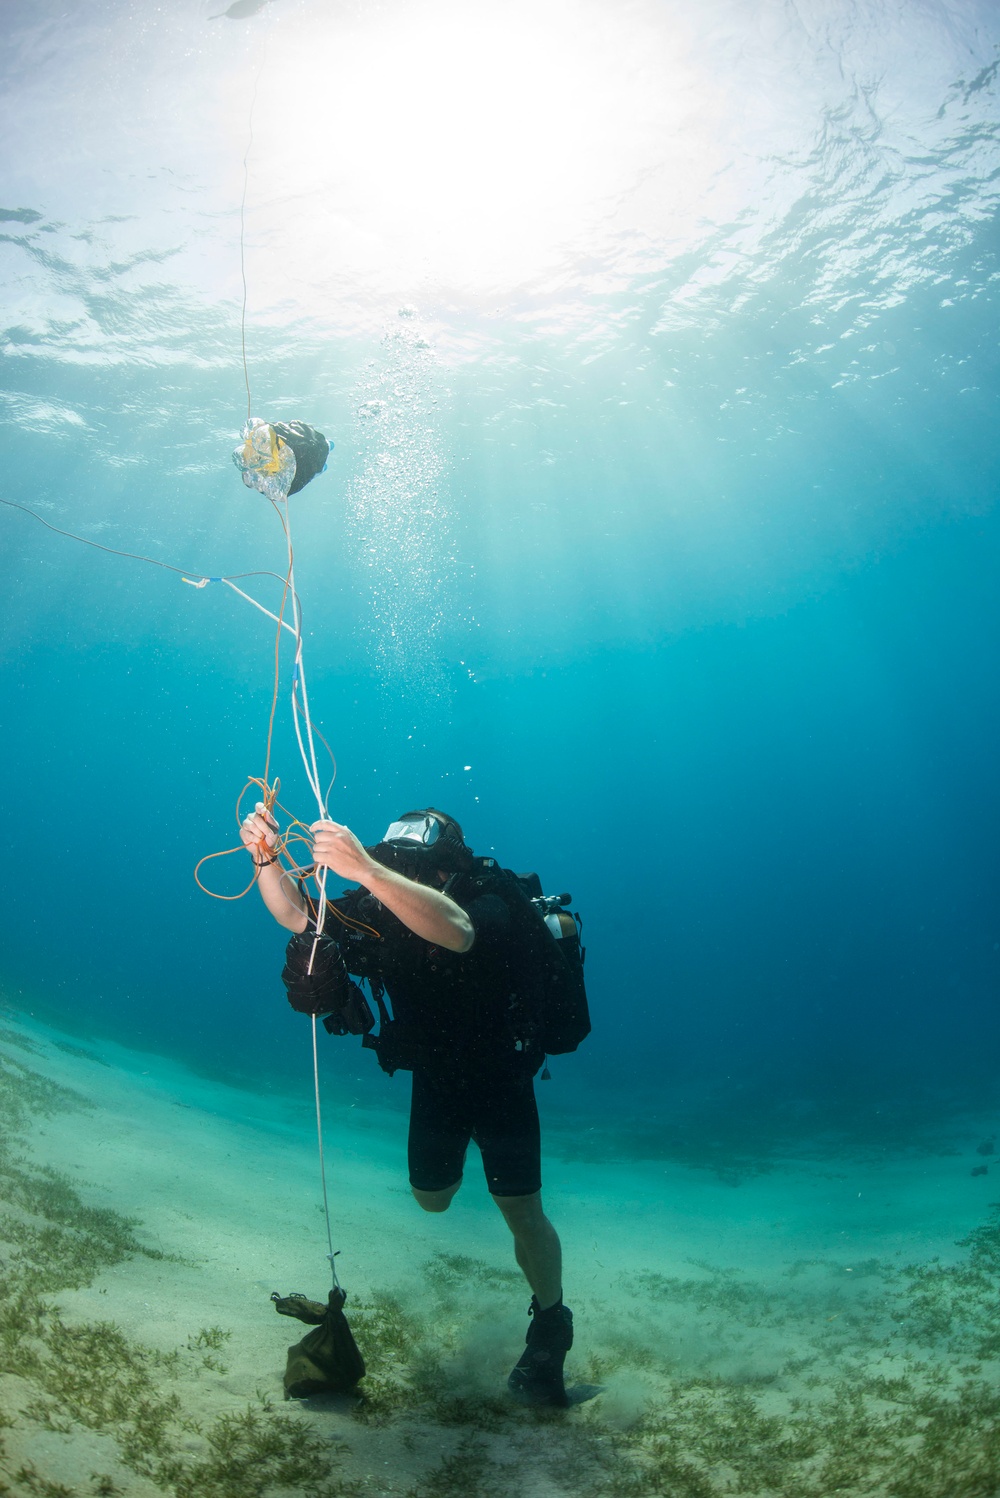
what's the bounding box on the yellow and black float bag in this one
[233,417,331,501]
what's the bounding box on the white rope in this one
[311,1014,340,1289]
[221,578,298,635]
[277,497,341,1283]
[277,499,327,816]
[2,463,343,1282]
[179,496,343,1283]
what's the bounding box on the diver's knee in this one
[491,1188,544,1229]
[412,1182,461,1213]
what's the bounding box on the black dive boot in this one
[507,1295,574,1408]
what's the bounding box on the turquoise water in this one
[3,2,1000,1493]
[2,0,998,1136]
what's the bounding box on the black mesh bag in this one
[271,1288,366,1398]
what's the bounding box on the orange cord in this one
[1,475,342,910]
[192,773,379,939]
[193,528,297,900]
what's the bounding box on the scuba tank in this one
[510,873,591,1057]
[537,894,581,943]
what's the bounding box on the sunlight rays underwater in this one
[1,0,1000,1495]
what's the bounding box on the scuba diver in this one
[240,803,576,1408]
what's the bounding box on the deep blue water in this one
[1,0,998,1151]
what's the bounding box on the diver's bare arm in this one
[363,864,474,952]
[241,804,309,933]
[255,861,309,933]
[310,820,474,952]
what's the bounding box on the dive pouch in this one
[282,931,374,1035]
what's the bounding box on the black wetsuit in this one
[286,884,545,1197]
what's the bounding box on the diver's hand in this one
[241,801,307,932]
[310,820,377,884]
[241,801,279,863]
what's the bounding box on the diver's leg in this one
[491,1190,562,1307]
[412,1181,462,1213]
[407,1069,469,1215]
[477,1072,554,1297]
[495,1192,573,1407]
[478,1075,573,1405]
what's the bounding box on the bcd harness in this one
[283,858,591,1075]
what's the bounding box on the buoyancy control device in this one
[517,872,591,1056]
[358,859,591,1072]
[470,860,591,1058]
[281,857,591,1072]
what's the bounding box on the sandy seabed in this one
[2,1013,1000,1498]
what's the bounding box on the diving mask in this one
[382,813,449,848]
[371,809,472,874]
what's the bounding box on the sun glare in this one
[243,0,707,301]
